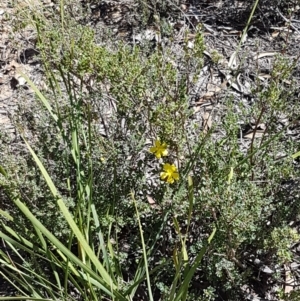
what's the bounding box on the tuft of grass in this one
[0,0,300,300]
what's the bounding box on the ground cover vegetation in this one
[0,0,300,300]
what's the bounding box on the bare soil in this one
[1,0,300,299]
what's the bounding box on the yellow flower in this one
[150,140,168,159]
[160,163,179,184]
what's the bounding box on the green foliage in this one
[1,0,300,300]
[264,226,300,264]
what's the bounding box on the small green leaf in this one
[228,167,234,184]
[292,151,300,159]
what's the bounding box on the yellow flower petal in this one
[173,172,179,180]
[149,140,168,159]
[167,177,174,184]
[160,163,179,184]
[160,171,169,178]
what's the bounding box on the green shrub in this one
[1,0,300,300]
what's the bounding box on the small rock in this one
[254,258,261,265]
[290,262,300,270]
[17,76,27,86]
[260,265,274,274]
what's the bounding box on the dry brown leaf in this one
[228,51,238,69]
[203,111,212,134]
[193,99,211,113]
[282,264,295,299]
[207,83,221,93]
[146,195,161,212]
[194,98,208,106]
[253,52,278,60]
[203,91,214,99]
[243,131,266,139]
[146,195,156,206]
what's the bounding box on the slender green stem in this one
[132,192,154,301]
